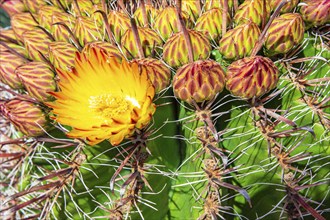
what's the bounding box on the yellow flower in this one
[47,48,156,146]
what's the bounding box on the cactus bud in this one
[50,0,72,10]
[219,22,261,60]
[51,12,75,43]
[16,62,56,102]
[74,16,104,47]
[82,41,122,62]
[300,0,330,28]
[121,27,163,59]
[0,99,48,136]
[152,6,193,41]
[163,30,211,68]
[22,28,53,61]
[107,11,131,43]
[226,56,279,99]
[131,58,171,93]
[1,0,26,17]
[22,0,48,14]
[11,13,37,42]
[48,42,77,71]
[264,13,305,56]
[37,5,62,31]
[134,4,159,27]
[268,0,299,13]
[173,60,225,104]
[0,51,27,89]
[204,0,234,11]
[70,0,93,17]
[0,29,28,56]
[182,1,200,21]
[195,8,231,41]
[234,0,271,27]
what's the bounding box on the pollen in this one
[89,94,130,119]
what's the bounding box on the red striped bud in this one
[0,51,27,89]
[0,99,48,136]
[234,0,271,27]
[48,42,77,71]
[163,30,211,68]
[226,56,279,99]
[11,13,37,42]
[152,6,193,41]
[121,27,163,59]
[173,60,225,104]
[300,0,330,28]
[195,8,231,41]
[16,62,56,102]
[264,13,305,56]
[107,11,131,43]
[22,28,53,61]
[219,22,261,60]
[131,58,171,93]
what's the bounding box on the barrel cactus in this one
[0,1,329,220]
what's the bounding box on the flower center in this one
[89,94,140,119]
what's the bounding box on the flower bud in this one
[37,5,62,31]
[16,62,56,102]
[268,0,299,13]
[107,10,131,43]
[226,56,279,99]
[173,60,225,104]
[11,13,37,42]
[51,11,75,43]
[234,0,271,27]
[22,28,53,61]
[1,0,26,17]
[0,51,27,89]
[131,58,171,93]
[195,8,231,41]
[219,22,261,60]
[22,0,48,14]
[82,41,123,62]
[163,30,211,68]
[264,13,304,56]
[0,99,48,137]
[133,4,159,27]
[300,0,330,28]
[152,6,193,41]
[204,0,234,11]
[48,42,77,71]
[74,16,104,47]
[121,27,163,59]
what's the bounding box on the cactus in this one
[0,1,329,220]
